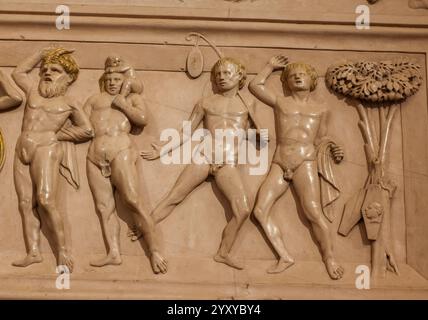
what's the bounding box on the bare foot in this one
[267,258,295,274]
[325,258,344,280]
[58,251,74,273]
[127,226,143,242]
[90,253,122,267]
[151,251,167,274]
[214,254,244,270]
[12,253,43,267]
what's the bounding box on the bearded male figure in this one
[11,47,93,271]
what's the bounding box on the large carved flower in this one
[326,59,422,102]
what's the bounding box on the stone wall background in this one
[0,41,421,271]
[0,0,427,286]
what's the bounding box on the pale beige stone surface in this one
[0,0,427,299]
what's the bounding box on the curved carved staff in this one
[326,59,422,279]
[185,32,225,79]
[184,32,256,122]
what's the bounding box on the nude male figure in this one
[11,47,93,271]
[142,57,266,269]
[84,56,167,274]
[249,55,345,279]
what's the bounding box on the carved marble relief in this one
[326,59,422,278]
[249,56,345,279]
[141,55,262,270]
[85,56,167,274]
[0,21,424,301]
[10,47,93,272]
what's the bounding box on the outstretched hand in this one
[140,142,163,160]
[40,45,75,58]
[269,55,288,70]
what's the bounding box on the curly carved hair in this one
[41,48,79,83]
[281,62,318,91]
[211,57,247,90]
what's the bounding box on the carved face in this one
[104,72,124,95]
[286,67,312,92]
[38,63,72,98]
[364,202,383,224]
[213,62,242,92]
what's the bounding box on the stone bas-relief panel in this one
[0,39,426,298]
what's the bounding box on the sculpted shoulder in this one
[64,95,83,111]
[127,92,143,105]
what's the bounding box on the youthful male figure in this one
[249,55,345,279]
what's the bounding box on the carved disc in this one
[186,46,204,79]
[0,128,5,171]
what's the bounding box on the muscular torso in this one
[21,92,72,133]
[273,96,326,171]
[16,91,73,164]
[88,92,133,163]
[200,94,250,164]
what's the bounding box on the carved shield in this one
[186,45,204,79]
[0,128,5,171]
[361,184,388,240]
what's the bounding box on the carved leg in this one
[293,161,344,280]
[31,145,73,272]
[213,165,251,270]
[150,162,210,224]
[253,163,294,273]
[87,160,122,267]
[12,153,42,267]
[111,149,168,274]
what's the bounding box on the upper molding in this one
[0,2,428,28]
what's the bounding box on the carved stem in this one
[367,107,379,155]
[379,104,399,166]
[356,103,377,161]
[185,32,224,59]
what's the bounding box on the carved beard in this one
[38,78,69,98]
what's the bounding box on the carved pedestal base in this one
[0,253,427,299]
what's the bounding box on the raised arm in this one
[141,101,205,160]
[249,55,288,108]
[0,70,22,110]
[56,98,94,142]
[12,49,44,94]
[112,94,147,127]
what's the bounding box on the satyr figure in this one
[84,56,167,274]
[249,55,345,279]
[11,47,93,271]
[142,57,265,269]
